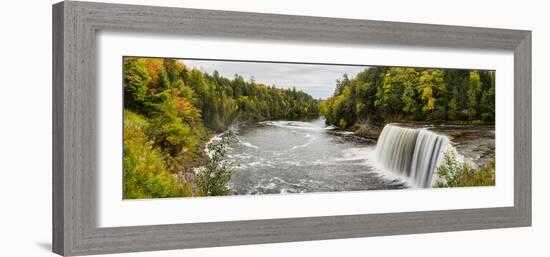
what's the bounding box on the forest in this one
[319,67,496,188]
[123,58,319,198]
[321,67,495,130]
[123,58,496,199]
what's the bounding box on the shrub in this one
[434,150,495,188]
[195,136,236,196]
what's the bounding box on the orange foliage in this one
[144,58,164,86]
[177,99,187,111]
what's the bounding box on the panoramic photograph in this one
[122,57,495,199]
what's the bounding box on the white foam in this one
[290,136,316,150]
[332,147,372,163]
[260,120,325,131]
[240,141,260,149]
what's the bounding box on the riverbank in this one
[341,120,495,140]
[349,122,384,140]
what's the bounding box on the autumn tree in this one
[418,69,446,117]
[322,67,494,129]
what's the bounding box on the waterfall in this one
[375,124,449,188]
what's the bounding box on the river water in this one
[225,119,405,195]
[222,119,494,195]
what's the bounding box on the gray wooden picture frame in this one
[52,1,531,256]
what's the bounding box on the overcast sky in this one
[180,59,368,99]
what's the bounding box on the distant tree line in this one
[321,67,495,129]
[123,58,319,198]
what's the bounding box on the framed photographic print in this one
[52,1,531,256]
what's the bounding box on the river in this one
[220,119,494,195]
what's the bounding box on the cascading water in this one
[375,124,449,188]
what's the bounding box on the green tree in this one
[379,68,406,116]
[124,58,151,110]
[479,71,496,121]
[334,73,351,96]
[147,92,192,156]
[467,71,482,120]
[156,66,171,91]
[399,68,420,115]
[447,86,460,120]
[354,82,371,119]
[332,87,356,128]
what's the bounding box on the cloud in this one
[180,59,368,99]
